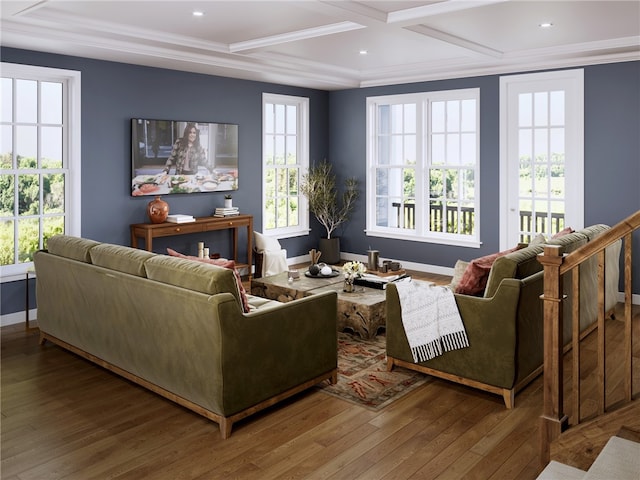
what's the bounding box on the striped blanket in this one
[395,281,469,362]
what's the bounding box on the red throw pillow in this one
[455,245,522,296]
[552,227,574,238]
[167,248,249,313]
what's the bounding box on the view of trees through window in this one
[368,90,480,245]
[262,93,308,235]
[0,155,65,266]
[1,72,68,270]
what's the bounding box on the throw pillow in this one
[166,248,249,313]
[552,227,574,238]
[448,259,469,291]
[455,245,521,296]
[254,231,281,253]
[530,233,547,245]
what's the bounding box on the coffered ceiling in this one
[1,1,639,90]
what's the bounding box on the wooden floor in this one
[2,270,638,480]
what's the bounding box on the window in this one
[499,69,584,248]
[0,63,81,281]
[366,89,480,247]
[262,93,309,237]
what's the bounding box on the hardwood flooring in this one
[2,270,638,479]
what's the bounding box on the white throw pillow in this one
[254,231,281,252]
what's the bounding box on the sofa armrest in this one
[213,291,338,415]
[386,279,522,388]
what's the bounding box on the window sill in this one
[365,229,481,248]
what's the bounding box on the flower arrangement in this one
[342,261,366,280]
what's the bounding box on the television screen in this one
[131,118,238,196]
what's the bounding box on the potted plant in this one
[300,159,359,264]
[224,194,233,208]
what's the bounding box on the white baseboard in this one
[1,309,36,327]
[618,292,640,305]
[340,252,455,276]
[3,257,638,328]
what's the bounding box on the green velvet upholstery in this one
[386,225,620,407]
[145,254,240,299]
[90,243,155,277]
[484,245,545,299]
[34,235,338,437]
[45,234,100,262]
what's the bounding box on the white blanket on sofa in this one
[395,281,469,362]
[261,249,288,277]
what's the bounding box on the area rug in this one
[316,332,430,410]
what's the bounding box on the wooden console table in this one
[130,215,253,276]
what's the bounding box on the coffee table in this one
[250,271,343,302]
[251,270,388,339]
[308,283,386,340]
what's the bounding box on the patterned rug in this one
[317,332,430,410]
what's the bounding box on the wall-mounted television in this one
[131,118,238,196]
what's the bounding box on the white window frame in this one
[366,89,481,247]
[499,69,584,249]
[0,63,81,282]
[261,93,309,238]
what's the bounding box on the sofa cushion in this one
[90,244,155,277]
[246,294,282,311]
[166,248,249,313]
[546,231,587,254]
[577,224,609,241]
[144,255,242,307]
[455,245,521,296]
[46,235,100,263]
[483,244,545,298]
[530,233,547,245]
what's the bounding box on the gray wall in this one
[1,47,329,315]
[328,61,640,282]
[1,47,638,316]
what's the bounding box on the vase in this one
[147,195,169,223]
[344,277,355,293]
[224,198,233,208]
[319,237,340,265]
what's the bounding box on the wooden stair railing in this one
[538,210,640,465]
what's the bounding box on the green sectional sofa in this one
[34,235,338,438]
[386,225,621,408]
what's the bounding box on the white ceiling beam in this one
[387,0,512,24]
[405,24,503,58]
[229,21,365,53]
[9,1,50,17]
[318,1,388,24]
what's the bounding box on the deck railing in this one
[391,204,562,237]
[537,210,639,464]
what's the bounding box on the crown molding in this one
[2,13,638,91]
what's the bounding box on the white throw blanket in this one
[261,249,288,277]
[395,281,469,362]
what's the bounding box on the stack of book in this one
[165,214,195,224]
[213,207,239,217]
[354,272,410,290]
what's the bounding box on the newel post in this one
[538,244,569,465]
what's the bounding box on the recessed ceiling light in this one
[193,11,204,17]
[539,22,553,28]
[359,49,368,55]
